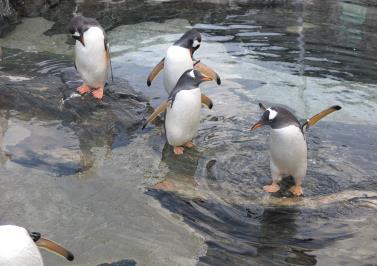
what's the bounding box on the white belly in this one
[269,125,307,178]
[165,88,201,146]
[75,27,109,88]
[163,45,193,94]
[0,225,43,266]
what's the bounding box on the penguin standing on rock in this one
[68,16,111,100]
[0,224,74,265]
[250,103,341,196]
[146,29,221,109]
[143,69,213,155]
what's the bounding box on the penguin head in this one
[174,29,202,57]
[251,106,300,130]
[68,16,101,47]
[177,69,213,88]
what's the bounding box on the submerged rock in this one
[0,49,149,174]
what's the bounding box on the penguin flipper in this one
[35,237,74,261]
[105,40,114,82]
[194,62,221,85]
[302,105,341,130]
[201,94,213,109]
[258,103,267,111]
[142,100,172,129]
[147,58,165,86]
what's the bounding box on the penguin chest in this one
[164,46,193,93]
[75,27,108,88]
[269,125,307,177]
[165,88,201,146]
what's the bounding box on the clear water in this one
[0,0,377,265]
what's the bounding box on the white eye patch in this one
[72,31,80,37]
[267,108,277,120]
[189,70,195,78]
[193,39,201,48]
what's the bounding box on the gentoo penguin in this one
[0,224,74,265]
[68,15,111,100]
[146,29,220,109]
[250,103,341,196]
[143,69,213,155]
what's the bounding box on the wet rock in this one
[0,52,149,173]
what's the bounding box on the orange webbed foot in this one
[77,84,91,95]
[173,146,184,155]
[184,141,195,148]
[263,182,280,193]
[92,87,104,99]
[289,185,303,197]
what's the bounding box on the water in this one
[1,0,377,265]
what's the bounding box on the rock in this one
[0,55,149,173]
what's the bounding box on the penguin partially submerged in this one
[146,29,220,109]
[68,16,112,100]
[143,69,213,155]
[0,224,74,265]
[250,103,341,196]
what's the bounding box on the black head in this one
[176,69,213,89]
[68,15,101,47]
[251,105,301,130]
[174,29,202,57]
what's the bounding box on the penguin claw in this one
[263,183,280,193]
[289,185,303,197]
[173,146,184,155]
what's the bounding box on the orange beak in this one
[201,75,213,82]
[250,121,263,131]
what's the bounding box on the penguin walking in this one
[0,224,74,265]
[68,15,111,100]
[250,103,341,196]
[143,69,213,155]
[146,29,221,109]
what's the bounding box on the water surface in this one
[0,0,377,265]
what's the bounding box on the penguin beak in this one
[72,34,85,47]
[35,237,74,261]
[79,34,85,47]
[250,120,264,131]
[200,74,213,82]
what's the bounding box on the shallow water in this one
[1,0,377,265]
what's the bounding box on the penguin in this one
[68,15,111,100]
[0,224,74,265]
[146,29,221,109]
[143,69,213,155]
[250,103,341,196]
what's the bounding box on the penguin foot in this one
[184,141,195,148]
[92,87,104,99]
[289,185,303,197]
[173,146,184,155]
[77,84,91,94]
[263,183,280,193]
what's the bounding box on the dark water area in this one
[1,0,377,265]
